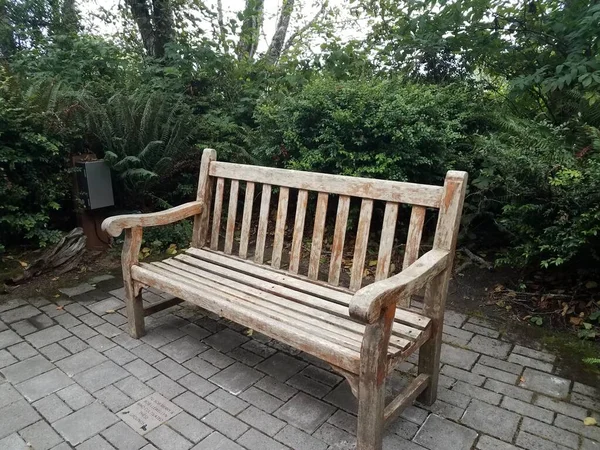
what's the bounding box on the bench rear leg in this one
[122,227,145,338]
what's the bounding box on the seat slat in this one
[171,254,419,345]
[239,182,255,259]
[210,177,225,250]
[403,206,426,270]
[349,199,373,291]
[271,187,289,269]
[132,264,361,372]
[375,202,399,281]
[185,248,431,331]
[224,179,239,254]
[254,184,271,264]
[289,189,308,274]
[328,195,350,286]
[209,161,443,208]
[308,192,329,280]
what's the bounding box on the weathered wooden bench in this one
[102,148,467,450]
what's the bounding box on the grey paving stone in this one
[26,326,71,348]
[125,358,161,382]
[462,322,501,338]
[472,363,519,384]
[228,346,265,366]
[507,353,553,372]
[444,310,468,328]
[146,424,192,450]
[513,344,556,363]
[476,435,519,450]
[442,325,474,343]
[104,312,128,327]
[256,353,307,382]
[478,355,524,375]
[462,399,519,441]
[301,365,342,387]
[582,438,600,450]
[64,303,90,317]
[19,420,62,450]
[8,341,38,360]
[16,368,74,401]
[287,372,332,398]
[159,336,207,363]
[209,362,263,395]
[203,328,248,353]
[192,431,244,450]
[115,376,155,401]
[172,391,215,419]
[147,374,186,399]
[0,329,23,349]
[0,383,23,409]
[108,287,125,300]
[87,334,117,351]
[141,331,175,349]
[205,388,249,415]
[502,396,553,423]
[519,368,570,399]
[94,384,134,412]
[0,298,28,313]
[467,335,512,359]
[0,433,28,449]
[112,332,143,350]
[57,384,95,410]
[274,425,328,450]
[39,343,70,362]
[323,382,357,414]
[167,412,212,443]
[437,386,471,408]
[178,372,218,397]
[520,417,579,449]
[59,283,96,297]
[76,434,115,450]
[132,344,165,364]
[79,313,106,328]
[313,422,356,448]
[387,417,419,440]
[571,391,600,412]
[60,336,89,353]
[90,297,124,315]
[382,434,426,450]
[104,345,136,365]
[154,358,190,381]
[573,382,600,399]
[327,410,357,435]
[275,392,335,433]
[238,405,286,436]
[423,399,464,421]
[32,393,73,422]
[534,395,588,419]
[202,408,249,440]
[1,305,41,323]
[39,304,66,318]
[441,365,485,386]
[0,349,17,368]
[55,313,83,329]
[516,430,572,450]
[54,401,119,446]
[255,376,298,401]
[102,421,148,450]
[414,414,477,450]
[242,339,278,358]
[238,428,289,450]
[74,360,129,393]
[180,323,211,341]
[96,323,122,338]
[554,414,600,442]
[240,386,285,413]
[183,356,221,378]
[452,381,502,405]
[1,354,54,383]
[11,319,39,336]
[196,348,234,369]
[0,400,40,440]
[483,378,534,402]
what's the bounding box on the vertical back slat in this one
[239,182,255,259]
[289,189,308,274]
[224,179,239,254]
[192,148,216,247]
[210,177,225,250]
[403,205,426,270]
[271,187,290,269]
[328,195,351,286]
[254,184,272,264]
[307,192,329,280]
[375,202,399,281]
[349,199,374,291]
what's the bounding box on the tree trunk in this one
[125,0,157,57]
[61,0,80,34]
[152,0,173,57]
[265,0,295,63]
[0,0,17,58]
[236,0,264,60]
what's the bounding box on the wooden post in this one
[192,148,217,248]
[356,304,395,450]
[418,171,467,404]
[122,227,144,338]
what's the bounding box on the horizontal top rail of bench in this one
[209,162,444,208]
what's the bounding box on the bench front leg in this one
[357,303,395,450]
[122,227,145,338]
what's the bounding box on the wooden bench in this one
[102,148,467,450]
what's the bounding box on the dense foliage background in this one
[0,0,599,278]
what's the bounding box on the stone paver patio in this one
[0,274,599,450]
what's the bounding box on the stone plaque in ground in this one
[117,392,182,435]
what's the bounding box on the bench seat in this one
[131,247,431,374]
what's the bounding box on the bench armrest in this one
[349,249,450,324]
[102,201,204,237]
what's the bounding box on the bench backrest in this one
[192,148,467,292]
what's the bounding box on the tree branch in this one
[281,0,327,57]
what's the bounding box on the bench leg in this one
[417,269,449,405]
[122,227,145,338]
[357,376,385,450]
